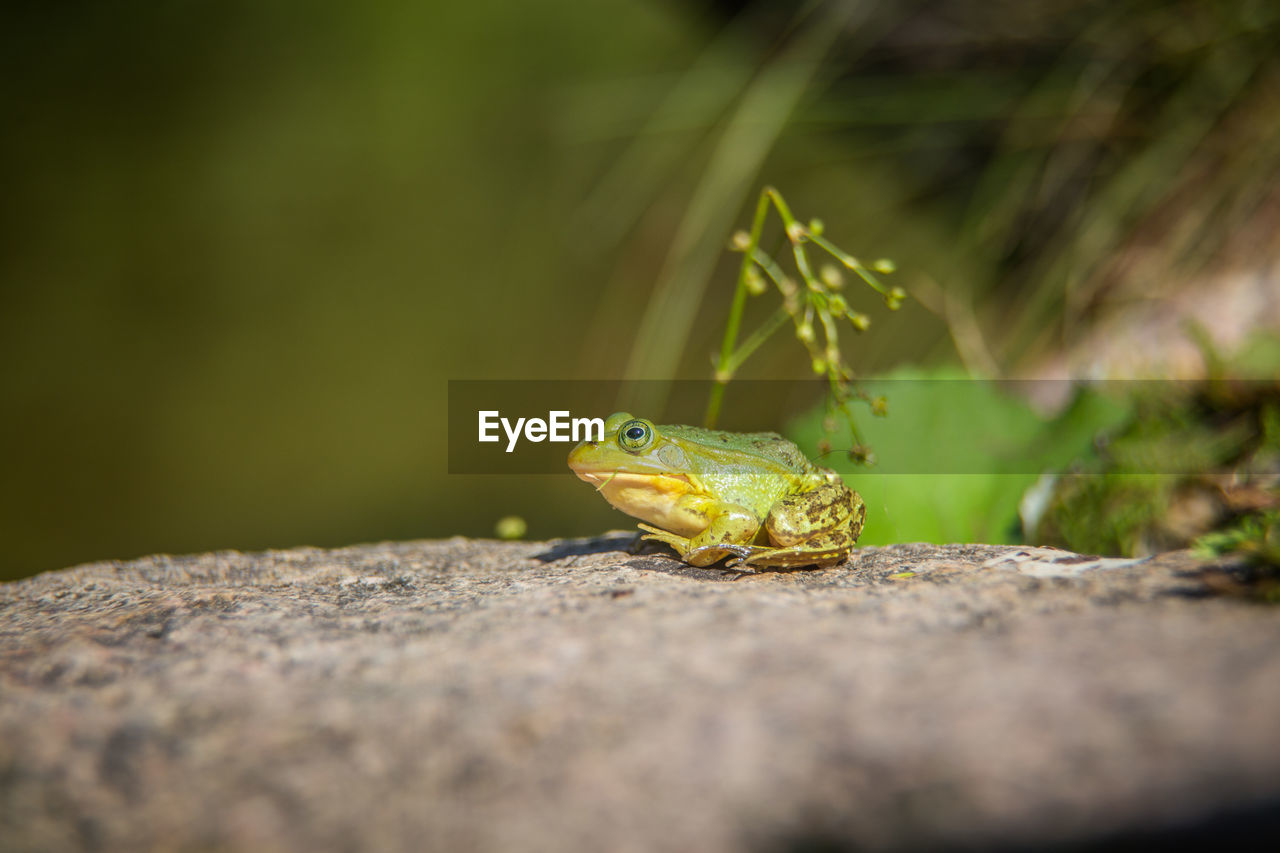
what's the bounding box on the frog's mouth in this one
[571,468,697,495]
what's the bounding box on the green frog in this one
[568,412,865,571]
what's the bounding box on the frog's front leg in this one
[637,498,763,568]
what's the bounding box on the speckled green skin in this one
[568,413,865,571]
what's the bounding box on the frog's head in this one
[568,412,707,527]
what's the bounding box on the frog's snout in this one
[566,442,598,471]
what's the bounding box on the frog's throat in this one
[575,469,707,537]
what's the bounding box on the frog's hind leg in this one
[736,483,866,570]
[734,528,854,570]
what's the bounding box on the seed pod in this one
[848,445,875,465]
[821,265,844,290]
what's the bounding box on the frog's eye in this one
[617,419,653,451]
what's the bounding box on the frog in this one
[567,412,865,572]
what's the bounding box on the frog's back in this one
[662,424,815,475]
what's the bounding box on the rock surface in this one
[2,538,1279,851]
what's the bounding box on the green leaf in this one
[788,366,1131,546]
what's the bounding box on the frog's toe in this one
[683,542,757,568]
[637,524,697,561]
[638,532,676,548]
[639,538,685,559]
[637,523,684,546]
[722,555,761,573]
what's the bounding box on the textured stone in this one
[1,538,1279,851]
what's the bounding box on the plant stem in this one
[809,233,889,295]
[765,189,819,286]
[705,184,897,449]
[726,306,792,375]
[706,187,773,428]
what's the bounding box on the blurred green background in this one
[4,0,1279,580]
